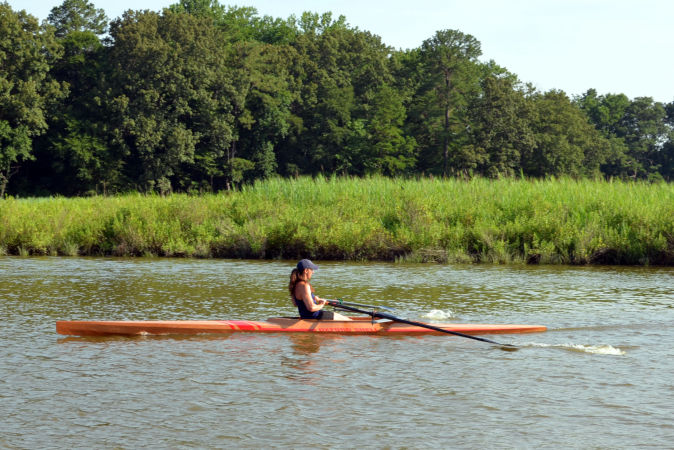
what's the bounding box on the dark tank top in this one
[295,292,324,320]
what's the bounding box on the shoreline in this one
[2,176,673,266]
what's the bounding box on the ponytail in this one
[289,268,302,298]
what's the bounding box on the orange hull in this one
[56,317,546,337]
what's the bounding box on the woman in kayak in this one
[289,259,351,320]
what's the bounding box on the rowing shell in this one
[56,317,547,337]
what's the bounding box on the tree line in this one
[2,0,673,197]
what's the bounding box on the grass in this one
[1,176,673,265]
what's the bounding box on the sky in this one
[9,0,674,103]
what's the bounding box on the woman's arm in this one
[296,282,325,312]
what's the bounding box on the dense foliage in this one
[2,176,673,265]
[2,0,674,196]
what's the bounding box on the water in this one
[1,257,673,448]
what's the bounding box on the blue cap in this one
[297,259,318,271]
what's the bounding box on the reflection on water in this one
[281,334,326,383]
[287,334,324,355]
[1,257,673,448]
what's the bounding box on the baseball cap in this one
[297,259,318,271]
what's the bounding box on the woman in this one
[289,259,351,320]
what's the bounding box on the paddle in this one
[326,300,517,349]
[330,298,395,311]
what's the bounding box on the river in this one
[1,257,673,448]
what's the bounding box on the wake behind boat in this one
[56,317,547,337]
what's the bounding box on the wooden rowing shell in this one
[56,317,547,337]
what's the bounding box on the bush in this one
[1,176,672,265]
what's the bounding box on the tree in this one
[414,30,482,176]
[105,9,244,193]
[469,65,535,177]
[277,13,400,176]
[229,42,297,183]
[660,101,674,180]
[47,0,107,37]
[289,12,355,175]
[163,1,299,189]
[0,3,65,197]
[576,89,629,135]
[168,0,225,19]
[24,0,115,195]
[620,97,668,180]
[213,40,290,188]
[358,84,417,175]
[524,90,610,177]
[576,90,672,180]
[575,89,631,178]
[169,0,298,45]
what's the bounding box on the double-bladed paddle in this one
[326,300,517,349]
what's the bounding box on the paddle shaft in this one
[331,299,394,311]
[327,301,515,347]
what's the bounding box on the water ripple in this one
[1,257,673,448]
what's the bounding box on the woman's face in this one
[305,268,314,280]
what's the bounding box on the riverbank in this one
[1,176,673,265]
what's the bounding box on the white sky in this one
[10,0,674,103]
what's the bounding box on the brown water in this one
[1,257,673,448]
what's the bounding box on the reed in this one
[1,176,672,265]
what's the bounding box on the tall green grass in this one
[1,176,673,265]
